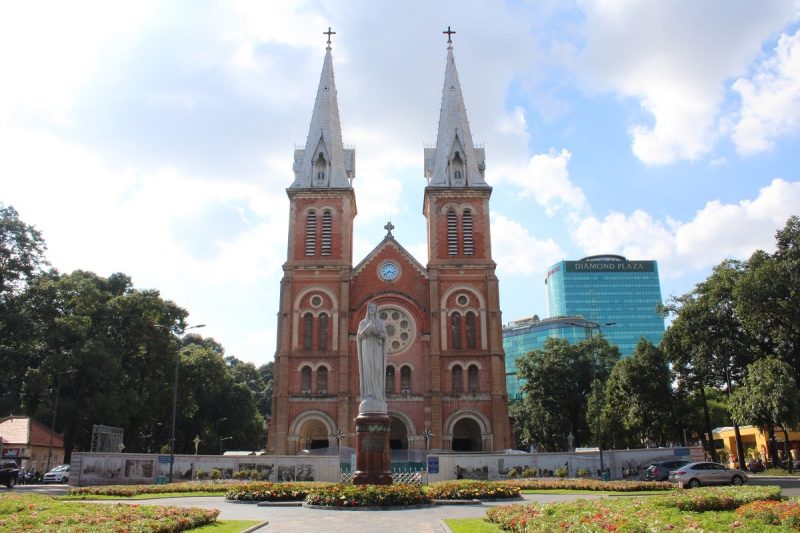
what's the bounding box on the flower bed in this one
[0,492,218,532]
[68,481,238,498]
[485,485,787,532]
[304,483,431,507]
[428,480,521,500]
[737,499,800,528]
[653,485,782,511]
[503,478,674,492]
[225,481,331,502]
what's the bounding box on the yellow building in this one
[713,425,800,467]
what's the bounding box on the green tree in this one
[515,336,619,450]
[602,340,673,447]
[730,357,800,470]
[736,216,800,384]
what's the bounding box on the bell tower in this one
[270,30,357,454]
[423,29,510,450]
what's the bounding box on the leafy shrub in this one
[196,470,208,480]
[504,478,674,492]
[507,468,519,479]
[576,468,589,478]
[305,483,430,507]
[655,485,782,512]
[428,480,520,500]
[521,468,536,478]
[737,499,800,528]
[233,470,248,480]
[554,466,568,478]
[225,481,330,502]
[210,468,221,481]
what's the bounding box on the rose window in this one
[378,307,415,354]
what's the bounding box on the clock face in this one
[380,262,399,281]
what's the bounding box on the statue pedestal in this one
[353,413,392,485]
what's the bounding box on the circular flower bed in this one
[427,480,521,500]
[304,484,431,508]
[225,481,330,502]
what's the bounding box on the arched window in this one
[300,366,312,393]
[318,313,328,351]
[385,366,395,394]
[317,367,328,394]
[400,366,411,393]
[303,313,314,351]
[447,209,458,255]
[305,210,317,256]
[450,312,462,350]
[468,365,479,393]
[321,210,332,256]
[466,312,477,349]
[462,209,474,255]
[452,365,463,394]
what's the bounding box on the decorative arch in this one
[387,409,417,437]
[446,360,484,371]
[292,286,340,351]
[440,285,488,351]
[288,410,337,452]
[443,409,493,452]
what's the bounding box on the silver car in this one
[667,461,748,488]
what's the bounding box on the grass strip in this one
[443,518,505,533]
[191,520,263,532]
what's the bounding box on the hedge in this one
[225,481,331,502]
[653,485,783,512]
[67,481,238,498]
[428,480,521,500]
[503,478,674,492]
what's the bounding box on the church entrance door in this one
[452,418,482,451]
[389,416,408,450]
[300,419,329,450]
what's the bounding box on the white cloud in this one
[732,29,800,154]
[500,149,588,216]
[572,178,800,273]
[491,213,565,275]
[575,0,795,164]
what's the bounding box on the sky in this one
[2,1,799,366]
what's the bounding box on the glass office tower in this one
[545,254,665,357]
[503,315,596,400]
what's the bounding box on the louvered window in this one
[386,366,395,394]
[447,209,458,255]
[468,365,479,393]
[400,366,411,393]
[321,210,332,256]
[300,366,312,394]
[305,211,317,256]
[317,367,328,394]
[318,313,328,351]
[466,312,477,349]
[451,312,462,350]
[462,209,474,255]
[303,313,313,351]
[452,365,463,394]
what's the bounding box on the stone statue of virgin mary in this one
[357,302,388,414]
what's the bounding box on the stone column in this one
[353,413,392,485]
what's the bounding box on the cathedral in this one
[268,31,511,454]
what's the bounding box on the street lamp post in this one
[47,369,75,473]
[422,428,433,452]
[219,436,233,454]
[157,323,206,483]
[566,319,615,477]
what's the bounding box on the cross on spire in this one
[443,26,456,45]
[324,26,336,47]
[384,221,395,236]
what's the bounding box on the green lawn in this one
[443,518,504,533]
[192,520,263,532]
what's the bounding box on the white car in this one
[43,464,70,484]
[668,462,748,488]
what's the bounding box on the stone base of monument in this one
[352,413,393,485]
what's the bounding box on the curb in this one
[439,519,455,533]
[432,499,482,505]
[240,521,269,533]
[257,501,303,507]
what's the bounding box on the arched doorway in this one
[389,416,408,450]
[299,419,329,450]
[452,418,482,451]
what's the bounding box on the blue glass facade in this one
[503,316,595,400]
[545,255,665,357]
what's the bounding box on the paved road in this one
[749,475,800,496]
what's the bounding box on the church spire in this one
[291,29,354,189]
[424,29,487,188]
